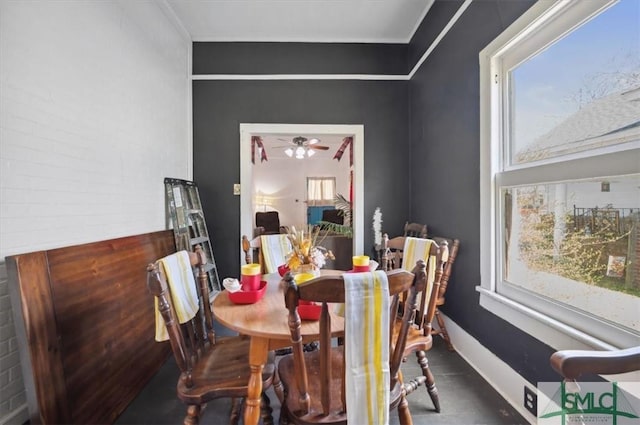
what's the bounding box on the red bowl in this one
[298,301,322,320]
[228,281,267,304]
[277,264,290,277]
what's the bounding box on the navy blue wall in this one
[193,80,409,282]
[407,0,558,384]
[192,0,561,388]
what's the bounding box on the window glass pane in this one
[502,175,640,332]
[510,0,640,165]
[307,177,335,206]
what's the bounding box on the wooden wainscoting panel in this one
[6,230,175,424]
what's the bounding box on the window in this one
[479,0,640,349]
[307,177,336,206]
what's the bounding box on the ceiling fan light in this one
[284,148,293,157]
[295,146,305,156]
[307,149,315,157]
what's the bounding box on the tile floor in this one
[115,326,528,425]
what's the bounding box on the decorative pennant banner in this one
[251,136,268,163]
[333,136,353,166]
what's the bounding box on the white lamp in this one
[284,147,293,157]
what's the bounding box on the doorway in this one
[239,123,364,263]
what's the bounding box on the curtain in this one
[307,177,335,206]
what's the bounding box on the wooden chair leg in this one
[261,392,274,425]
[416,350,440,412]
[229,398,242,425]
[272,369,285,404]
[278,405,290,425]
[184,404,201,425]
[396,393,413,425]
[434,308,454,351]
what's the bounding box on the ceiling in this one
[166,0,434,43]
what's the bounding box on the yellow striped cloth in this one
[260,234,292,273]
[401,237,437,309]
[154,251,199,342]
[343,270,390,425]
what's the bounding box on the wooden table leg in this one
[245,336,270,425]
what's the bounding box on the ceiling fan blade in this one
[309,145,330,150]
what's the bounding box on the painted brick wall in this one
[0,2,191,423]
[0,264,26,425]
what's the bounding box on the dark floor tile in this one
[116,337,526,425]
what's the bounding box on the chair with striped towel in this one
[277,263,428,425]
[391,237,449,413]
[260,234,292,274]
[428,236,460,351]
[147,246,277,425]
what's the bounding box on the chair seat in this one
[392,321,433,357]
[278,346,405,425]
[178,335,276,404]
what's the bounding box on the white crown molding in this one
[191,0,470,82]
[191,74,409,81]
[408,0,472,79]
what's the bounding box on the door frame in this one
[239,123,364,262]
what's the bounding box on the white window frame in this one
[478,0,640,350]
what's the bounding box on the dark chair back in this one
[321,208,344,225]
[277,264,428,425]
[147,246,276,424]
[256,211,281,234]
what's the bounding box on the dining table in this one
[212,269,346,425]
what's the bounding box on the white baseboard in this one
[440,313,537,424]
[0,404,28,425]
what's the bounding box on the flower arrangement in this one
[373,207,383,250]
[285,225,335,271]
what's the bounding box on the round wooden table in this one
[213,270,345,425]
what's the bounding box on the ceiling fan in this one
[276,136,330,158]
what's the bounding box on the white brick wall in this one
[0,1,192,422]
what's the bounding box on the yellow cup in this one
[241,263,261,291]
[293,272,316,285]
[352,255,370,266]
[241,263,261,276]
[352,255,370,272]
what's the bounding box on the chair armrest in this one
[550,346,640,380]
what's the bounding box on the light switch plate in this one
[233,183,241,195]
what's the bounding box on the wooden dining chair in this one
[550,346,640,383]
[146,246,277,425]
[378,222,428,269]
[380,234,460,352]
[277,263,428,425]
[428,237,460,352]
[380,236,449,412]
[241,234,292,274]
[403,221,428,238]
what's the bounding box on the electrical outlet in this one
[233,183,241,195]
[524,386,537,416]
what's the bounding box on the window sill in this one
[476,287,618,351]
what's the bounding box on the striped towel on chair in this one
[343,270,390,425]
[154,251,199,342]
[260,234,292,273]
[402,237,437,307]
